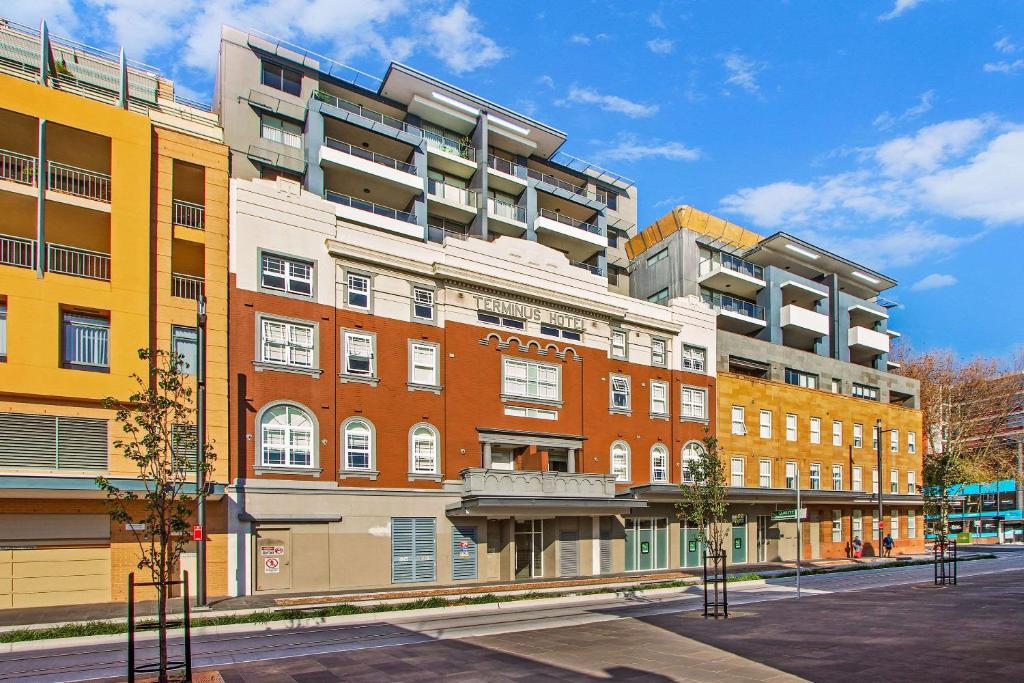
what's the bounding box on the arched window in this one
[682,441,706,484]
[651,444,669,483]
[342,418,374,471]
[410,424,439,474]
[610,440,630,482]
[259,403,314,468]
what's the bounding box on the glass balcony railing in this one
[698,252,764,280]
[427,221,470,243]
[487,154,527,178]
[487,198,526,223]
[537,208,602,236]
[701,291,766,320]
[527,168,588,197]
[313,90,421,136]
[427,179,477,208]
[172,273,205,300]
[172,199,205,230]
[424,131,477,162]
[324,190,418,224]
[324,137,416,174]
[570,260,604,276]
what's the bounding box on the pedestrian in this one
[852,536,863,559]
[882,533,895,558]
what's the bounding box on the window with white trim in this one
[908,431,917,454]
[759,410,772,439]
[478,312,525,330]
[890,468,899,494]
[410,425,438,474]
[260,114,302,148]
[503,357,559,401]
[680,387,706,420]
[682,344,706,372]
[873,425,880,451]
[343,330,375,377]
[171,325,198,375]
[731,406,746,435]
[907,510,917,538]
[853,466,863,492]
[343,419,373,471]
[261,318,314,368]
[832,420,843,447]
[731,457,745,487]
[890,429,899,453]
[759,459,771,488]
[872,467,879,494]
[540,324,581,341]
[651,445,668,483]
[409,342,438,386]
[347,272,371,310]
[810,417,821,444]
[611,441,630,481]
[610,374,631,412]
[853,509,863,537]
[610,329,627,359]
[907,471,917,494]
[809,463,821,490]
[785,368,818,389]
[504,406,557,420]
[412,287,434,321]
[650,380,668,416]
[831,378,842,394]
[260,404,313,468]
[682,442,705,483]
[785,461,797,488]
[852,383,879,401]
[832,510,842,542]
[62,312,110,370]
[261,252,312,297]
[786,413,797,442]
[890,511,899,539]
[0,302,6,361]
[832,463,843,490]
[853,423,863,448]
[651,338,667,367]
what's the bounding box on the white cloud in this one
[646,38,674,55]
[568,33,590,45]
[423,1,505,73]
[648,11,665,29]
[557,86,659,118]
[535,75,555,89]
[595,135,701,162]
[994,37,1018,54]
[873,89,935,130]
[720,51,765,95]
[2,0,79,34]
[654,195,689,208]
[875,117,991,176]
[878,0,926,21]
[984,59,1024,74]
[911,273,958,291]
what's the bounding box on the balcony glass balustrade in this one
[698,252,764,280]
[313,90,421,136]
[423,130,477,162]
[701,291,766,320]
[427,178,477,207]
[323,136,416,174]
[487,198,526,223]
[487,154,526,178]
[537,208,601,236]
[324,190,418,224]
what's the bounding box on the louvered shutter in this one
[451,526,477,580]
[391,517,415,583]
[0,413,57,468]
[599,527,612,574]
[413,517,436,582]
[392,517,436,583]
[56,416,108,470]
[559,531,578,578]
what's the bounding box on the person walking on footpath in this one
[882,533,895,558]
[852,536,863,559]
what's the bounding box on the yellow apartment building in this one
[0,20,229,608]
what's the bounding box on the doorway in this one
[515,520,543,579]
[681,522,704,568]
[756,515,770,562]
[254,527,291,592]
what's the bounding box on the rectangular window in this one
[651,338,667,367]
[646,248,668,267]
[852,383,880,401]
[832,464,843,490]
[680,387,706,420]
[890,468,899,494]
[540,323,582,341]
[810,417,821,444]
[0,302,7,361]
[261,253,313,297]
[731,457,745,487]
[504,406,557,420]
[650,380,668,416]
[759,410,772,438]
[873,425,880,451]
[890,512,899,539]
[344,330,375,376]
[651,451,668,483]
[872,468,879,494]
[610,374,631,412]
[832,420,843,447]
[853,466,863,491]
[412,287,434,321]
[908,431,917,454]
[260,114,302,148]
[477,311,525,330]
[62,312,109,370]
[410,342,438,386]
[171,325,198,375]
[610,329,627,359]
[759,459,771,488]
[890,429,899,453]
[831,378,842,394]
[853,509,863,537]
[682,344,706,372]
[347,272,371,310]
[786,413,797,442]
[854,423,863,448]
[647,288,669,304]
[785,368,819,389]
[503,357,560,401]
[785,461,797,489]
[732,406,746,435]
[261,61,302,96]
[907,511,917,539]
[832,510,842,543]
[261,318,314,368]
[809,463,821,490]
[907,471,917,494]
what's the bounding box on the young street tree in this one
[677,433,729,611]
[896,348,1023,540]
[96,348,215,681]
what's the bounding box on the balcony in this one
[172,199,205,230]
[312,90,421,140]
[448,468,643,516]
[849,325,890,354]
[320,137,421,191]
[781,304,829,336]
[528,167,603,210]
[0,233,36,269]
[423,130,476,178]
[0,233,111,281]
[0,148,110,206]
[702,291,767,334]
[426,179,478,222]
[172,273,205,300]
[570,260,605,277]
[0,149,37,187]
[534,208,605,248]
[486,154,528,193]
[486,197,527,235]
[697,253,765,299]
[325,190,422,239]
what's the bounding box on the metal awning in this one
[447,495,646,518]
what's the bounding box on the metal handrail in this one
[0,148,37,186]
[48,161,111,202]
[699,253,764,280]
[325,190,418,224]
[313,91,420,136]
[427,224,470,243]
[570,260,604,276]
[527,168,591,197]
[47,243,111,281]
[172,273,205,300]
[487,198,526,223]
[424,131,477,162]
[487,154,526,178]
[427,179,477,208]
[537,208,601,235]
[0,234,37,269]
[324,137,416,173]
[701,291,766,320]
[172,199,205,230]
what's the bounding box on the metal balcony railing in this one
[47,243,111,281]
[423,131,477,162]
[0,234,37,269]
[427,223,470,243]
[487,198,526,223]
[527,168,587,196]
[324,190,418,224]
[172,199,205,230]
[701,291,766,320]
[323,136,416,174]
[699,252,764,280]
[570,260,604,276]
[0,149,37,186]
[427,179,477,208]
[48,161,111,203]
[487,154,526,178]
[313,91,421,136]
[172,273,205,300]
[537,208,602,236]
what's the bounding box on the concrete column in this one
[525,179,538,242]
[412,143,428,239]
[482,442,492,469]
[469,113,488,239]
[36,118,46,278]
[596,212,608,276]
[302,104,325,198]
[567,448,576,473]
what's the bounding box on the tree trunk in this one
[158,534,168,682]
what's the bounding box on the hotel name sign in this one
[474,295,586,331]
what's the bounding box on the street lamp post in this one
[876,419,884,554]
[196,295,208,607]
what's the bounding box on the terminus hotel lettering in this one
[474,295,586,331]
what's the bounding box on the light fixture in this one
[785,243,819,259]
[431,91,478,116]
[489,113,530,136]
[851,271,880,284]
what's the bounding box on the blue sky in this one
[9,0,1022,359]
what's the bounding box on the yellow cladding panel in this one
[630,205,764,260]
[716,372,923,488]
[0,74,152,403]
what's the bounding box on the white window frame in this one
[651,445,669,483]
[259,316,315,369]
[682,442,705,484]
[853,509,863,537]
[833,420,843,447]
[0,302,6,360]
[649,380,668,417]
[681,344,706,372]
[346,271,372,311]
[730,457,745,487]
[907,470,917,495]
[342,417,375,473]
[412,286,435,322]
[873,425,880,451]
[343,330,376,378]
[611,440,630,482]
[409,423,439,476]
[610,329,628,359]
[260,251,313,298]
[832,463,843,490]
[908,431,917,454]
[853,423,863,449]
[610,374,631,413]
[759,459,771,488]
[809,463,821,490]
[759,410,772,439]
[890,511,900,539]
[890,429,899,453]
[785,461,797,488]
[853,466,863,492]
[810,417,821,445]
[907,510,917,539]
[502,357,561,403]
[786,413,797,442]
[872,467,879,494]
[680,387,707,421]
[832,510,842,543]
[62,312,110,369]
[651,338,668,367]
[260,114,302,148]
[409,341,439,388]
[890,468,899,494]
[731,406,746,435]
[258,402,316,469]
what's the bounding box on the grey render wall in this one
[835,291,890,368]
[716,330,918,407]
[760,265,830,355]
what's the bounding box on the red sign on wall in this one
[193,525,203,541]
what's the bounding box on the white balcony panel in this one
[486,167,528,195]
[719,309,767,333]
[848,325,890,353]
[697,263,765,299]
[318,145,422,191]
[487,198,527,235]
[535,214,605,249]
[426,145,477,178]
[427,183,478,223]
[333,202,423,240]
[781,304,830,336]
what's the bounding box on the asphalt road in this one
[3,547,1023,683]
